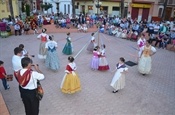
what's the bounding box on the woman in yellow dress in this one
[60,56,81,94]
[138,40,156,75]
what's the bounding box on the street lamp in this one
[95,0,102,46]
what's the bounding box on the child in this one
[0,61,10,90]
[60,56,81,94]
[98,44,110,71]
[91,46,100,70]
[19,44,35,57]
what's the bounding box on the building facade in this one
[74,0,129,17]
[0,0,19,19]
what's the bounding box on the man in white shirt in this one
[14,23,21,36]
[16,57,44,115]
[12,47,23,72]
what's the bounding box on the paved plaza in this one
[0,27,175,115]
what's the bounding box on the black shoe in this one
[112,90,118,93]
[142,74,146,76]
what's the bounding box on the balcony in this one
[167,0,175,5]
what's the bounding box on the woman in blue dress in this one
[45,35,60,71]
[62,32,73,55]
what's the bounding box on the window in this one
[159,0,164,2]
[88,5,93,10]
[158,8,163,18]
[64,4,66,14]
[112,7,120,11]
[168,0,173,4]
[68,4,70,14]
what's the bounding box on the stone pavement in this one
[0,27,175,115]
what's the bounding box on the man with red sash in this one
[15,57,44,115]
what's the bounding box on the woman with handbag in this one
[60,56,81,94]
[15,57,45,115]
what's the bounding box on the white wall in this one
[43,0,72,15]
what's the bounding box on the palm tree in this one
[9,0,14,19]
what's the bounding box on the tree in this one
[161,0,168,21]
[9,0,14,19]
[26,4,30,16]
[41,3,53,11]
[72,0,75,18]
[120,0,124,18]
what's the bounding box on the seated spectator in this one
[155,32,165,48]
[77,24,83,32]
[99,25,104,33]
[83,24,88,33]
[14,23,21,36]
[23,21,30,35]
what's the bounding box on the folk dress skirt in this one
[61,72,81,94]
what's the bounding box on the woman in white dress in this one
[37,28,49,59]
[110,57,128,93]
[138,40,156,75]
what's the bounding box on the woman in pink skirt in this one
[90,46,100,70]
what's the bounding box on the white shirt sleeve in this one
[151,46,156,52]
[37,34,41,39]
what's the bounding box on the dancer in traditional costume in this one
[138,40,156,75]
[110,57,128,93]
[87,33,96,52]
[37,28,49,59]
[90,46,100,70]
[62,32,73,55]
[137,34,146,58]
[60,56,81,94]
[45,36,60,71]
[98,44,109,71]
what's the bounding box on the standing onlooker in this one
[14,23,21,36]
[62,32,73,55]
[45,35,60,71]
[12,47,23,72]
[37,28,49,59]
[0,61,10,90]
[138,40,156,75]
[60,56,81,94]
[110,57,128,93]
[15,57,44,115]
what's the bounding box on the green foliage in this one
[26,4,30,16]
[22,2,25,12]
[40,3,53,11]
